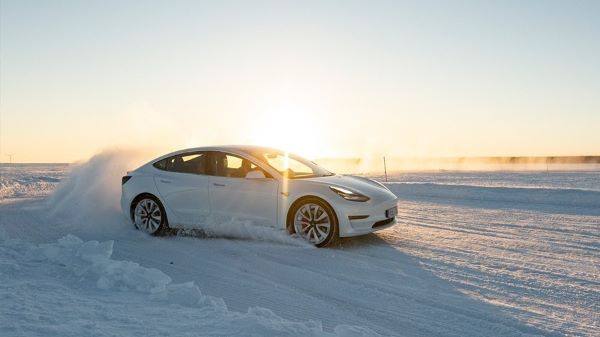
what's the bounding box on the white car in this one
[121,146,399,247]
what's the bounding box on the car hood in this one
[303,174,397,202]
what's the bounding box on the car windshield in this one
[246,149,333,179]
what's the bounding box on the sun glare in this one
[247,108,327,159]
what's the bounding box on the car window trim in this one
[210,151,273,179]
[153,151,210,176]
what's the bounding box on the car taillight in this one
[122,176,132,185]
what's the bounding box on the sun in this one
[247,107,328,159]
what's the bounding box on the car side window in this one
[153,159,167,170]
[154,152,207,175]
[212,152,269,178]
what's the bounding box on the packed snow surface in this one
[1,156,599,336]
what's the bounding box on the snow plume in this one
[1,235,379,337]
[178,216,311,247]
[48,149,149,234]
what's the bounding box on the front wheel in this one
[132,196,168,235]
[290,198,339,247]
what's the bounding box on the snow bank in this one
[1,235,377,337]
[28,235,173,293]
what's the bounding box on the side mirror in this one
[245,170,266,179]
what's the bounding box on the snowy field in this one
[1,158,599,336]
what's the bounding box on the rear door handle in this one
[213,183,226,187]
[160,179,172,184]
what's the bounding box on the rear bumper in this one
[120,187,136,221]
[337,197,399,237]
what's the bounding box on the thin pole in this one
[383,156,388,182]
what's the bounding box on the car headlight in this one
[329,186,370,202]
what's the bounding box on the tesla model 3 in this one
[121,146,399,247]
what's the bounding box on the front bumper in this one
[337,197,399,237]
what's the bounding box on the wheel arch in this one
[286,194,339,234]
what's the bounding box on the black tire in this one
[288,197,339,248]
[131,194,169,236]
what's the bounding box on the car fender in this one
[282,181,341,230]
[121,172,175,223]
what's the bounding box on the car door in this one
[208,151,278,227]
[153,152,210,227]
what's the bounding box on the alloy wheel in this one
[294,203,331,245]
[134,198,162,234]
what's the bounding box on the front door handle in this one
[213,183,226,187]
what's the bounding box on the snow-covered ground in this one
[1,157,599,336]
[0,164,67,199]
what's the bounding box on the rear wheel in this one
[132,196,167,235]
[290,198,338,247]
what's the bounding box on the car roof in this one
[148,145,285,165]
[165,145,281,155]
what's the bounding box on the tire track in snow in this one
[387,199,600,336]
